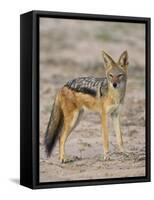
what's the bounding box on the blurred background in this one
[39,18,145,182]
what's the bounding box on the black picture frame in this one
[20,10,151,189]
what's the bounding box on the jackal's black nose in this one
[113,83,117,88]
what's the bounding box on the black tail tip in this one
[44,137,53,158]
[45,149,51,158]
[45,144,52,158]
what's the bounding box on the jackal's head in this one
[102,50,128,89]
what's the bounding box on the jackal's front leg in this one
[101,111,109,160]
[111,112,123,152]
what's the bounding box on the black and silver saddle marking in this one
[65,77,108,97]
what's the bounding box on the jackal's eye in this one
[118,74,123,78]
[109,74,113,78]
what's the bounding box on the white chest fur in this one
[106,103,121,114]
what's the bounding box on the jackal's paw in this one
[60,156,79,163]
[60,157,72,163]
[59,158,66,163]
[103,152,110,161]
[59,155,67,163]
[60,158,66,163]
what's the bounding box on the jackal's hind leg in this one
[59,110,81,163]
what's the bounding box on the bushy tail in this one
[44,96,63,157]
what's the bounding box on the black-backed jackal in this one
[45,50,129,162]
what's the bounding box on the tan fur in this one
[45,50,128,162]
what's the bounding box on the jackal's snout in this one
[112,75,119,88]
[113,82,117,88]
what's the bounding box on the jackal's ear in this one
[118,50,129,68]
[102,51,115,69]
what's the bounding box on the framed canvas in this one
[20,10,151,189]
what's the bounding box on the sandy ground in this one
[39,18,146,182]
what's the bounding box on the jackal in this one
[45,50,128,162]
